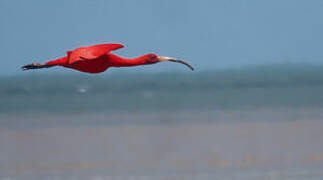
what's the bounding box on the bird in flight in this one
[22,43,194,73]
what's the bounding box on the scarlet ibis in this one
[22,43,194,73]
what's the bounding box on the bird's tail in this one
[21,63,54,71]
[22,57,68,71]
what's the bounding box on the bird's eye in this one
[150,54,157,59]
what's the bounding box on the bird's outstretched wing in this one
[67,43,124,64]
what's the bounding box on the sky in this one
[1,0,323,74]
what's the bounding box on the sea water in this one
[1,64,323,179]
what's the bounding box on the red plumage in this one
[22,43,194,73]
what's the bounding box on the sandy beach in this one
[1,109,323,179]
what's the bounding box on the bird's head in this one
[144,54,194,71]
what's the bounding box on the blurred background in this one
[1,0,323,179]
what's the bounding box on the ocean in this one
[1,64,323,179]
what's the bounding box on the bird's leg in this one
[21,63,53,70]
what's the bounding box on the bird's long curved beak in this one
[158,56,194,71]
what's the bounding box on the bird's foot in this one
[21,63,45,70]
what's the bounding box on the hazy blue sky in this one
[1,0,323,74]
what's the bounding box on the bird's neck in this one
[109,54,150,67]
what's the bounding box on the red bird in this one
[22,43,194,73]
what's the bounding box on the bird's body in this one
[22,43,194,73]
